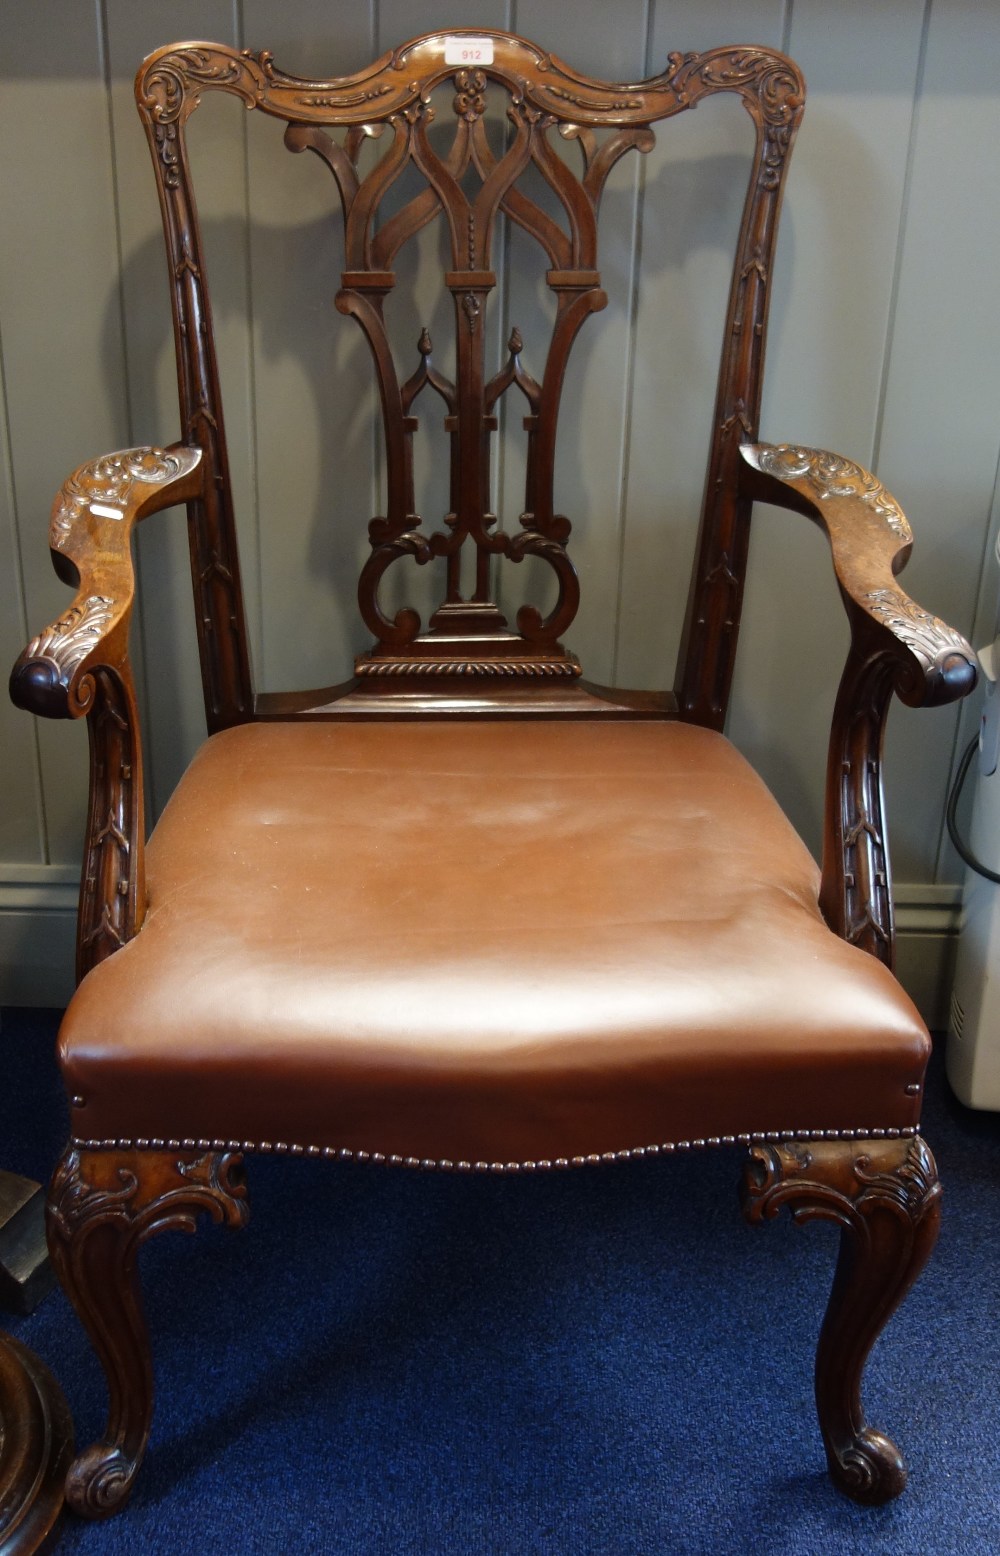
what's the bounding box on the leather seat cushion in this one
[59,720,930,1164]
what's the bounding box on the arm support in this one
[9,446,204,980]
[739,441,976,964]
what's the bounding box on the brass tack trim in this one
[70,1124,916,1173]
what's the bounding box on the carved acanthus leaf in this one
[756,444,911,541]
[52,447,190,549]
[293,86,393,109]
[856,1135,938,1212]
[49,1148,249,1248]
[24,596,115,673]
[140,48,264,124]
[688,50,803,127]
[453,69,487,122]
[48,1153,139,1242]
[863,588,971,663]
[743,1135,940,1234]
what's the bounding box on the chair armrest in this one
[739,442,976,708]
[8,445,203,982]
[738,440,976,967]
[10,445,203,719]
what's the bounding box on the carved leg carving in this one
[46,1145,249,1519]
[741,1135,940,1505]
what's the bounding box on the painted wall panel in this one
[0,331,45,863]
[0,3,125,864]
[238,5,381,696]
[614,4,787,693]
[729,0,930,860]
[875,0,1000,880]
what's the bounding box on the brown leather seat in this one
[61,719,928,1166]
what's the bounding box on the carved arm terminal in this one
[9,446,204,981]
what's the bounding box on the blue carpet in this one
[2,1006,999,1554]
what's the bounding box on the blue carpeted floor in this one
[2,1006,999,1555]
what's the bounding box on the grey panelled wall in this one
[2,0,999,1013]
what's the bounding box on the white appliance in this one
[946,641,1000,1108]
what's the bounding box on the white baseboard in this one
[0,869,964,1028]
[893,884,963,1032]
[0,866,78,1007]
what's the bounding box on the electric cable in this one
[946,732,1000,884]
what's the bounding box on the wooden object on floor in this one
[0,1174,53,1317]
[0,1331,73,1555]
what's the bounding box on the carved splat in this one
[135,34,805,702]
[742,1136,941,1504]
[47,1147,249,1518]
[307,84,615,680]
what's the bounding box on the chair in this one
[9,29,976,1520]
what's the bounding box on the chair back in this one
[136,31,804,726]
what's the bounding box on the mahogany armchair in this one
[9,29,976,1521]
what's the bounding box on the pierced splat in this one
[282,77,639,687]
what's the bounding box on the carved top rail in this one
[136,33,803,131]
[135,31,804,712]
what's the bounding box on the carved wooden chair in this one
[9,29,976,1521]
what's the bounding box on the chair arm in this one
[739,442,976,708]
[10,445,204,720]
[738,441,977,967]
[8,445,203,982]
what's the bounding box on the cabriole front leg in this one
[741,1135,940,1504]
[46,1145,249,1519]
